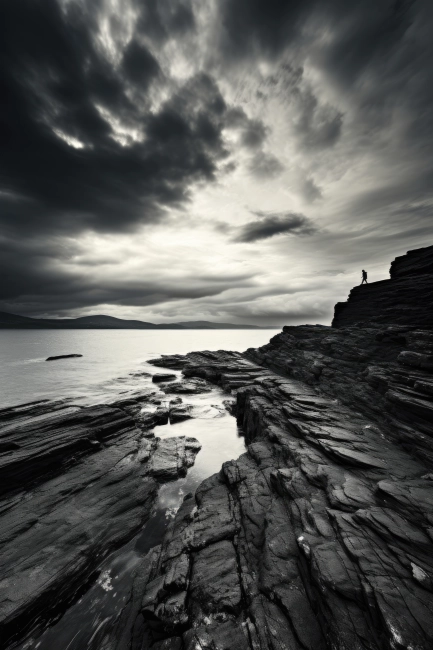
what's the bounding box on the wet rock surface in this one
[137,247,433,650]
[152,373,177,383]
[161,377,212,395]
[246,325,433,466]
[148,355,186,370]
[149,437,202,481]
[137,347,433,650]
[169,403,193,424]
[0,392,201,648]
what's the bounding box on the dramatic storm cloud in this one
[232,211,318,243]
[1,0,432,325]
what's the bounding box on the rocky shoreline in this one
[0,379,209,648]
[1,245,433,649]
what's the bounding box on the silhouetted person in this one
[361,269,368,285]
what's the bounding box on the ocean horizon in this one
[0,328,280,409]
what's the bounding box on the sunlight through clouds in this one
[1,0,433,324]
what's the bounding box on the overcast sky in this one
[1,0,432,325]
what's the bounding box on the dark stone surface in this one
[149,436,201,481]
[189,540,242,615]
[152,373,177,383]
[139,353,433,650]
[245,323,433,466]
[0,392,201,648]
[148,355,186,369]
[161,378,212,395]
[46,354,83,361]
[169,404,193,424]
[390,244,433,278]
[139,245,433,650]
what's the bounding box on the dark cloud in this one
[218,0,316,61]
[121,39,161,87]
[134,0,196,44]
[1,0,433,321]
[224,107,269,149]
[0,234,257,316]
[217,0,430,154]
[313,0,418,87]
[302,178,322,202]
[292,88,343,150]
[232,211,318,243]
[251,63,344,152]
[225,107,249,129]
[248,152,284,179]
[0,1,236,240]
[218,0,418,77]
[241,120,268,149]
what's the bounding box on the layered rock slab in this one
[0,398,201,648]
[332,245,433,329]
[246,324,433,465]
[141,348,433,650]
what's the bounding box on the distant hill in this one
[0,311,276,330]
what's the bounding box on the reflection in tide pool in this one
[18,382,246,650]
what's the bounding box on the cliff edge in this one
[333,245,433,329]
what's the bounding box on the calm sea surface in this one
[3,329,279,649]
[0,329,279,409]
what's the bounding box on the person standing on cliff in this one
[361,269,368,284]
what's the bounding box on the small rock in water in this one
[169,404,193,424]
[152,373,177,383]
[46,354,83,361]
[148,354,185,369]
[162,378,211,394]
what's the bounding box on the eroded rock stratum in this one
[139,246,433,650]
[0,393,201,648]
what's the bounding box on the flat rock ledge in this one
[152,373,177,383]
[0,394,201,648]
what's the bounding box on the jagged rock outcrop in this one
[0,393,201,648]
[149,355,186,370]
[138,246,433,650]
[247,325,433,466]
[333,245,433,328]
[137,348,433,650]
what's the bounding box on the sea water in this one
[0,329,278,408]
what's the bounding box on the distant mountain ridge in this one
[0,311,275,330]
